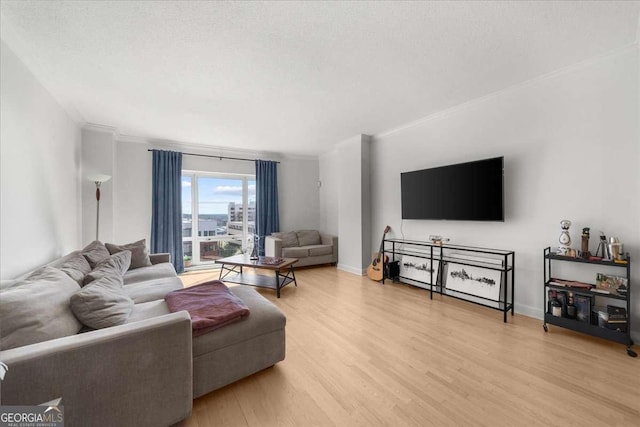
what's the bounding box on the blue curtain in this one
[255,160,280,256]
[151,150,184,273]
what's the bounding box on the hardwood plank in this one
[178,266,640,426]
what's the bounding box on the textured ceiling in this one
[1,1,639,156]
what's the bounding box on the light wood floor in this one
[179,266,640,427]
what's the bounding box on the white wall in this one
[319,149,340,236]
[0,40,81,279]
[278,158,320,232]
[113,139,151,244]
[81,136,320,246]
[369,47,639,338]
[322,134,372,274]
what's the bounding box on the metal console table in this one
[383,239,515,323]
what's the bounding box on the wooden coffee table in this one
[215,254,298,298]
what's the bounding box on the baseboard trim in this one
[337,263,366,275]
[514,303,544,320]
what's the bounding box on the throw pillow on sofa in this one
[0,266,83,350]
[71,274,134,329]
[58,253,92,286]
[106,239,152,270]
[81,240,111,268]
[296,230,321,246]
[83,250,132,286]
[272,231,299,248]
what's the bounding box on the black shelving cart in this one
[543,247,636,357]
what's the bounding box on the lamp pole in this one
[88,175,111,241]
[94,180,102,241]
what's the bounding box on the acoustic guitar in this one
[366,225,391,281]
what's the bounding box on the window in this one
[182,172,255,267]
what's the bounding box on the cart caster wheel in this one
[627,348,637,358]
[543,324,548,332]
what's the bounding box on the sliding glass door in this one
[182,172,255,268]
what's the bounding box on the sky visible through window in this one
[182,176,255,215]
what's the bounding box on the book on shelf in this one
[574,294,591,323]
[605,305,628,332]
[606,305,627,321]
[549,278,593,290]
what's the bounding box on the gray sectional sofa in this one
[0,242,286,427]
[265,230,338,267]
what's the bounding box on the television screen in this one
[401,156,504,221]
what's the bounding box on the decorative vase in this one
[558,220,572,255]
[249,235,260,260]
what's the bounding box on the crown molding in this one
[375,43,640,140]
[82,123,119,136]
[80,124,320,161]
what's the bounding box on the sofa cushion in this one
[0,267,82,350]
[0,279,18,290]
[106,239,152,270]
[123,262,178,285]
[123,276,184,303]
[282,247,309,258]
[306,244,333,257]
[81,240,111,268]
[83,251,131,286]
[272,231,299,248]
[126,300,171,324]
[296,230,321,246]
[192,286,286,357]
[57,252,92,286]
[71,274,134,329]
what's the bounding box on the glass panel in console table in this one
[383,239,515,323]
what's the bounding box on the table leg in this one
[290,265,297,287]
[275,270,281,298]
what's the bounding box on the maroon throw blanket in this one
[165,280,250,336]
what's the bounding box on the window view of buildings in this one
[182,174,255,266]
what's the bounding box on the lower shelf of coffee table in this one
[222,273,295,290]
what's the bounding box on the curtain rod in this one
[147,149,280,164]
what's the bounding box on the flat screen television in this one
[401,156,504,221]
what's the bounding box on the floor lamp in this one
[88,174,111,241]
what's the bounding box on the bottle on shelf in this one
[549,290,562,317]
[566,292,576,320]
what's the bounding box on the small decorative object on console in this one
[608,236,624,261]
[558,220,572,255]
[258,256,284,265]
[594,232,610,260]
[580,227,591,259]
[429,235,450,246]
[595,273,628,296]
[249,235,260,260]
